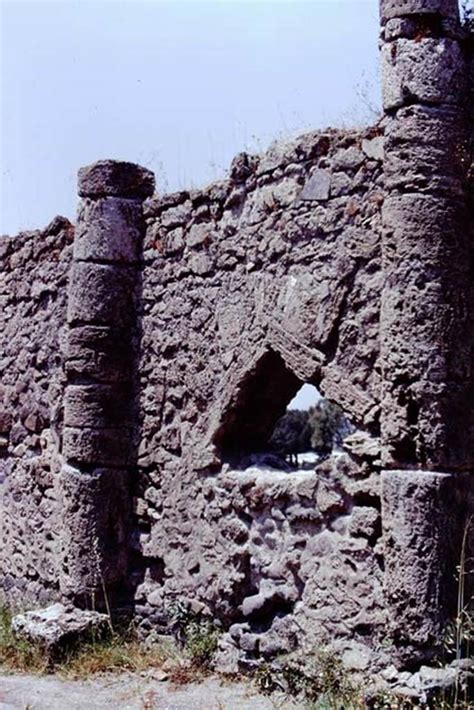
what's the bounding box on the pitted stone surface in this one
[74,197,144,263]
[63,384,133,429]
[0,220,73,607]
[12,603,108,650]
[60,466,131,594]
[381,470,469,665]
[0,0,473,676]
[380,0,459,22]
[381,38,464,110]
[65,326,133,383]
[78,160,155,199]
[67,262,137,327]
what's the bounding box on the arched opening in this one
[213,349,353,471]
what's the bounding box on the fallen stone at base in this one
[11,603,109,652]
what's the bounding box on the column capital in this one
[78,159,155,199]
[380,0,459,24]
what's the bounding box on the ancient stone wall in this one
[132,126,387,667]
[0,0,473,674]
[0,217,73,606]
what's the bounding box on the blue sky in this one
[1,0,381,236]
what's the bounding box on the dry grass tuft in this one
[0,606,178,679]
[0,606,48,674]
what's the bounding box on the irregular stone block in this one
[380,0,459,23]
[63,426,133,466]
[348,506,380,538]
[381,39,464,111]
[74,197,144,263]
[65,326,133,383]
[299,169,331,201]
[78,160,155,199]
[385,17,418,39]
[67,262,136,327]
[381,470,463,666]
[60,465,131,596]
[12,603,108,652]
[0,410,12,434]
[63,384,133,429]
[332,146,365,171]
[343,431,381,462]
[362,136,384,161]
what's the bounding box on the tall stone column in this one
[379,0,472,664]
[60,160,154,605]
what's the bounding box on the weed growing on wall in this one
[168,600,219,668]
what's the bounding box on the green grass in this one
[0,606,48,674]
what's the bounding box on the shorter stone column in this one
[61,160,154,605]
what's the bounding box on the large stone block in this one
[380,0,459,23]
[67,262,137,327]
[381,470,465,666]
[12,604,109,652]
[74,197,144,263]
[62,426,133,466]
[381,193,468,274]
[298,169,330,201]
[381,38,464,111]
[60,465,131,598]
[65,326,133,383]
[63,384,133,429]
[78,160,155,199]
[384,105,466,196]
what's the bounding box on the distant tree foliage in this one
[269,409,312,461]
[308,399,352,454]
[269,399,352,463]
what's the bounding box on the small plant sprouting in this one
[168,600,219,668]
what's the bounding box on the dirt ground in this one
[0,672,304,710]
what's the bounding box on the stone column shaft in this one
[61,160,154,604]
[379,0,472,665]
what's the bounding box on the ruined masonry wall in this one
[0,217,73,606]
[0,0,472,673]
[133,126,387,664]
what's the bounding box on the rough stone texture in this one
[66,262,137,327]
[0,0,472,677]
[74,197,144,263]
[65,326,133,383]
[60,466,131,598]
[379,0,472,475]
[78,160,155,199]
[11,603,108,651]
[381,39,465,111]
[62,426,134,467]
[60,167,149,603]
[132,125,385,656]
[0,219,73,608]
[378,0,473,666]
[381,471,468,666]
[380,0,459,22]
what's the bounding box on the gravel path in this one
[0,672,304,710]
